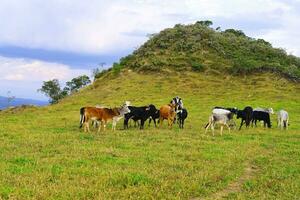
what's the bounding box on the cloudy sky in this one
[0,0,299,100]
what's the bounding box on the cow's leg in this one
[83,122,87,132]
[225,123,231,133]
[239,119,244,130]
[124,118,128,129]
[153,119,157,127]
[102,121,106,132]
[168,118,173,129]
[159,117,163,128]
[211,123,215,136]
[140,119,145,129]
[220,125,223,136]
[85,122,90,133]
[112,119,116,131]
[205,122,211,134]
[97,121,102,133]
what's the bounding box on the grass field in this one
[0,71,299,199]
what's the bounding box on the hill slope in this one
[117,21,300,80]
[0,71,299,199]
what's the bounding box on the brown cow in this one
[80,102,130,132]
[159,104,176,129]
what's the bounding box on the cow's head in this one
[170,96,183,111]
[268,108,274,114]
[236,110,243,119]
[119,103,131,115]
[146,104,157,112]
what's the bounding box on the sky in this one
[0,0,300,100]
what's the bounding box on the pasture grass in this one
[0,71,299,199]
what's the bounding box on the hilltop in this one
[112,21,300,81]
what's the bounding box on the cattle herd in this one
[79,96,289,135]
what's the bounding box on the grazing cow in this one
[213,107,237,128]
[252,111,271,128]
[170,96,184,110]
[177,108,188,129]
[159,104,176,128]
[170,96,184,123]
[254,107,274,114]
[236,106,253,130]
[205,113,231,136]
[124,104,158,129]
[277,110,289,130]
[80,102,130,132]
[148,109,160,127]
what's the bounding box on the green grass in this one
[0,71,299,199]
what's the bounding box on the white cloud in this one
[0,56,90,81]
[0,56,91,100]
[0,0,299,56]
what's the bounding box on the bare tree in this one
[7,91,15,107]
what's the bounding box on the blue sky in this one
[0,0,300,100]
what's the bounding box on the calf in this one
[236,106,253,130]
[252,111,271,128]
[124,104,158,129]
[148,109,160,127]
[80,102,130,132]
[213,108,236,128]
[177,108,188,129]
[205,113,231,136]
[170,96,184,123]
[277,110,289,130]
[159,104,176,129]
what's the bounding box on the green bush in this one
[112,62,123,75]
[191,62,204,72]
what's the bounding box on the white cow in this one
[212,108,236,128]
[277,110,289,130]
[205,113,231,136]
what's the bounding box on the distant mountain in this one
[0,96,48,110]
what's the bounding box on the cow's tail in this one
[204,122,210,128]
[204,116,213,128]
[79,107,85,128]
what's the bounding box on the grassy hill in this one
[0,70,299,199]
[116,21,300,81]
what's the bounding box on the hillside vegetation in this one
[115,21,300,81]
[0,71,299,199]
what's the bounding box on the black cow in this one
[237,106,253,130]
[252,111,271,128]
[124,104,158,129]
[177,108,188,129]
[148,109,160,127]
